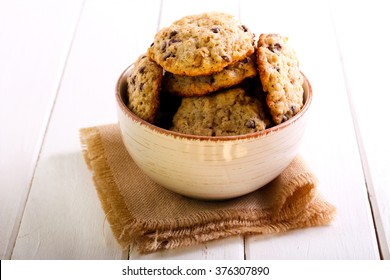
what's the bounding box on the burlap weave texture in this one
[80,124,335,254]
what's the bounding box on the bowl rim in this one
[115,64,313,142]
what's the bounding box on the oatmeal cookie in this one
[257,33,304,124]
[127,54,163,123]
[163,55,258,97]
[171,87,270,136]
[148,12,255,76]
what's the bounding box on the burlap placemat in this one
[80,124,336,254]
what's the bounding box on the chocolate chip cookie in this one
[257,34,304,124]
[171,87,270,136]
[127,54,163,123]
[148,12,255,76]
[162,55,257,97]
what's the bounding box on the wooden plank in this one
[241,0,379,259]
[128,0,245,259]
[330,0,390,259]
[11,0,160,259]
[0,0,84,259]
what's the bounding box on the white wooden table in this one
[1,0,389,260]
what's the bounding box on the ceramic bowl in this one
[115,65,313,200]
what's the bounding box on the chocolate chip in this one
[161,41,167,52]
[291,104,298,113]
[271,43,282,54]
[210,76,215,84]
[169,30,178,38]
[131,75,136,85]
[211,27,220,33]
[274,66,280,72]
[150,42,154,47]
[139,83,144,91]
[241,25,249,32]
[169,39,181,45]
[246,119,256,129]
[221,55,230,62]
[163,52,175,60]
[242,57,249,64]
[138,66,146,74]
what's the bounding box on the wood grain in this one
[331,0,390,259]
[11,0,160,259]
[0,0,84,259]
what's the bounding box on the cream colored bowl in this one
[116,65,312,200]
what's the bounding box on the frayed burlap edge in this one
[80,127,138,249]
[137,189,336,253]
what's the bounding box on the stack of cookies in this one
[126,12,304,136]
